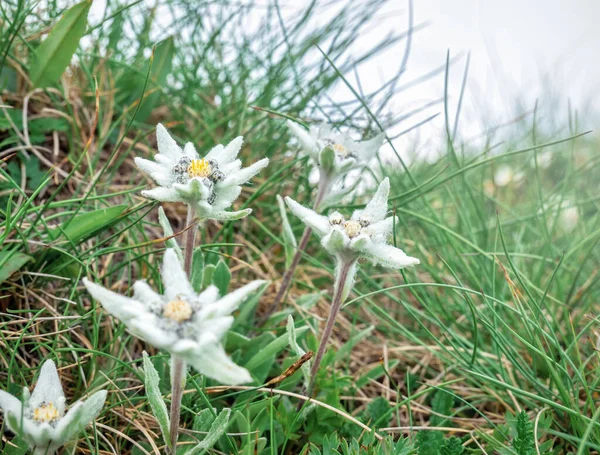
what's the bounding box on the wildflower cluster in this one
[1,120,420,453]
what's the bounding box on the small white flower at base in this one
[541,197,580,233]
[287,120,384,180]
[83,249,266,385]
[134,124,269,221]
[0,360,107,455]
[285,177,419,271]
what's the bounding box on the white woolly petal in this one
[349,234,371,252]
[149,172,174,187]
[30,360,65,415]
[203,208,252,221]
[352,177,390,223]
[205,137,243,164]
[334,156,358,174]
[161,249,195,301]
[202,144,224,162]
[10,414,54,447]
[83,278,147,322]
[199,280,266,319]
[221,159,242,175]
[197,285,220,305]
[156,123,183,159]
[321,228,349,254]
[185,341,252,385]
[171,339,201,356]
[287,120,319,157]
[354,132,384,161]
[0,390,22,418]
[284,197,330,236]
[127,314,178,349]
[154,153,177,166]
[212,185,242,210]
[134,157,166,176]
[141,187,182,203]
[367,216,397,238]
[365,243,420,269]
[53,390,106,445]
[173,178,212,203]
[193,316,234,342]
[183,142,199,159]
[315,122,333,140]
[220,158,268,187]
[133,281,164,312]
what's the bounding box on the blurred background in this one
[84,0,600,163]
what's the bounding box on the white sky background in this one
[327,0,600,162]
[88,0,600,162]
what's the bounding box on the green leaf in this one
[158,206,182,260]
[232,282,268,329]
[201,264,216,290]
[49,204,128,244]
[244,326,309,372]
[142,351,171,448]
[193,408,215,432]
[319,145,335,173]
[29,0,92,87]
[212,260,231,295]
[277,195,297,268]
[440,437,464,455]
[431,388,454,427]
[190,247,205,293]
[0,250,32,284]
[365,396,392,428]
[286,315,311,385]
[513,411,534,455]
[189,408,231,454]
[417,430,444,455]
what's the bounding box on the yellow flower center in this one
[163,299,193,323]
[33,403,59,423]
[332,143,348,157]
[187,159,212,179]
[343,220,362,238]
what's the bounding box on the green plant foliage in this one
[29,0,92,87]
[513,411,534,455]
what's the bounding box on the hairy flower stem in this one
[306,259,355,398]
[183,204,197,275]
[263,175,330,320]
[169,356,186,453]
[169,204,196,453]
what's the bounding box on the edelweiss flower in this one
[285,178,419,269]
[0,360,107,455]
[83,249,265,385]
[287,120,384,178]
[134,124,269,221]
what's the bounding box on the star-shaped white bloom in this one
[287,120,384,179]
[134,124,269,221]
[0,360,107,455]
[285,178,419,269]
[83,249,266,385]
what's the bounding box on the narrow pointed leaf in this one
[142,352,171,448]
[277,195,297,268]
[189,408,231,454]
[212,260,231,295]
[30,0,92,87]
